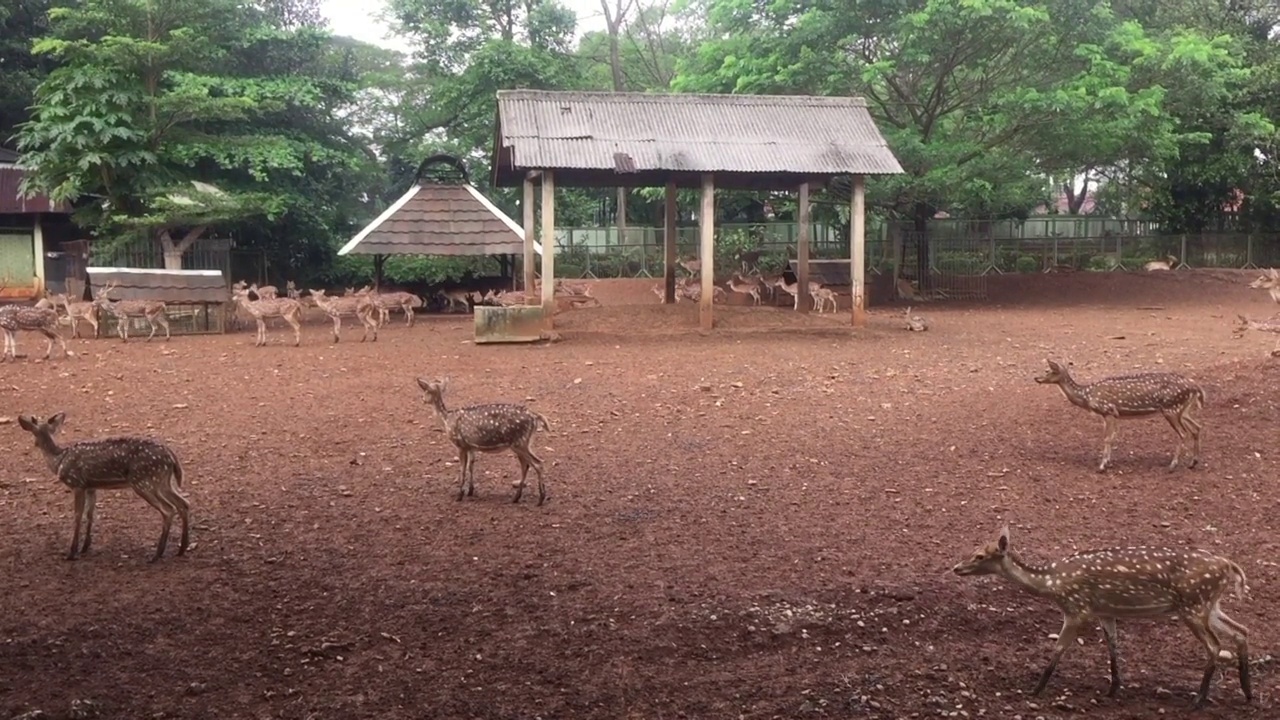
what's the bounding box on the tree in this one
[17,0,368,269]
[0,0,54,146]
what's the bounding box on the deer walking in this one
[1034,359,1203,472]
[232,287,303,346]
[725,273,762,305]
[0,304,67,361]
[17,413,190,562]
[954,526,1251,708]
[95,282,170,342]
[310,289,378,343]
[417,377,551,505]
[54,293,100,339]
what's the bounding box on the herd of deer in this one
[13,265,1280,708]
[650,255,845,313]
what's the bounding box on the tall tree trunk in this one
[913,202,932,292]
[601,0,633,249]
[157,226,206,270]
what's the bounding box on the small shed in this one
[87,267,229,335]
[1,147,76,300]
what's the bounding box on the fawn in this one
[904,306,928,331]
[725,273,763,305]
[17,413,191,562]
[94,282,171,342]
[417,377,551,505]
[955,526,1251,707]
[55,292,100,339]
[0,304,67,361]
[1035,359,1204,472]
[813,287,838,313]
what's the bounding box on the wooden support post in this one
[523,173,536,299]
[796,182,811,313]
[540,171,556,319]
[373,254,386,290]
[664,182,677,303]
[699,174,715,330]
[851,175,867,326]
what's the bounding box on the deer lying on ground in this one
[417,377,551,505]
[232,287,303,346]
[17,412,191,562]
[310,288,377,342]
[677,277,726,304]
[904,306,928,331]
[94,282,170,342]
[678,256,701,278]
[896,276,924,302]
[54,293,99,339]
[1233,313,1280,356]
[1034,359,1204,472]
[1143,254,1177,272]
[725,273,763,305]
[1247,267,1280,303]
[0,303,67,361]
[955,526,1251,708]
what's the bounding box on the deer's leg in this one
[511,449,529,504]
[67,489,85,560]
[1033,616,1082,696]
[1211,608,1252,703]
[456,448,470,501]
[134,483,177,563]
[466,451,479,496]
[1099,618,1122,696]
[286,313,301,347]
[81,489,97,554]
[157,312,170,341]
[1161,409,1188,471]
[40,328,56,359]
[1098,415,1118,472]
[163,475,192,556]
[330,314,341,343]
[255,317,267,346]
[69,316,79,339]
[1181,406,1203,469]
[1183,611,1222,708]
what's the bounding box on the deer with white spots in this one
[1034,359,1204,472]
[16,413,191,562]
[954,526,1251,708]
[1247,267,1280,303]
[0,303,67,361]
[417,377,551,505]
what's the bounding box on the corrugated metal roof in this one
[340,183,525,257]
[492,90,904,187]
[0,152,72,214]
[87,267,228,304]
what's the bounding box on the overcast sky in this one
[319,0,610,53]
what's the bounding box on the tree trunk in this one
[158,226,207,271]
[913,202,932,293]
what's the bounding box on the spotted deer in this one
[1143,254,1177,272]
[17,413,191,562]
[361,288,424,328]
[1034,359,1204,472]
[232,287,303,346]
[249,282,278,300]
[904,306,928,331]
[416,377,551,505]
[725,273,763,305]
[55,293,100,339]
[0,303,67,361]
[1247,267,1280,303]
[438,289,473,313]
[94,282,171,342]
[813,286,838,313]
[310,288,378,343]
[1233,313,1280,356]
[954,526,1251,708]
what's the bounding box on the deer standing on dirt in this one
[1247,268,1280,303]
[361,288,424,328]
[310,288,378,342]
[249,282,278,300]
[725,273,763,305]
[417,377,551,505]
[438,289,473,313]
[94,282,171,342]
[232,286,303,347]
[17,413,191,562]
[1143,255,1177,272]
[1034,359,1204,472]
[954,526,1251,708]
[54,293,99,339]
[0,303,67,361]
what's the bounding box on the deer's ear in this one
[416,377,431,391]
[17,415,37,431]
[48,412,67,431]
[997,525,1010,553]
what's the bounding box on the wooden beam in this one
[699,174,715,330]
[540,170,556,320]
[851,175,867,327]
[523,175,536,299]
[663,182,677,303]
[796,182,811,313]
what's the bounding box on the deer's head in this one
[953,526,1011,577]
[1035,359,1071,384]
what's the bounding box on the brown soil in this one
[2,269,1279,720]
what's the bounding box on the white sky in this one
[319,0,609,53]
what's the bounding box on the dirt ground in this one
[3,269,1280,720]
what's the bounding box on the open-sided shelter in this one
[0,148,78,300]
[88,267,229,335]
[338,155,539,286]
[490,90,904,329]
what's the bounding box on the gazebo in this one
[338,155,535,285]
[490,90,904,330]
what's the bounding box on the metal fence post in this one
[1178,234,1188,269]
[1244,234,1258,269]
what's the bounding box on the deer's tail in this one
[534,412,551,433]
[1227,560,1248,599]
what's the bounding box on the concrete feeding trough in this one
[474,305,553,344]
